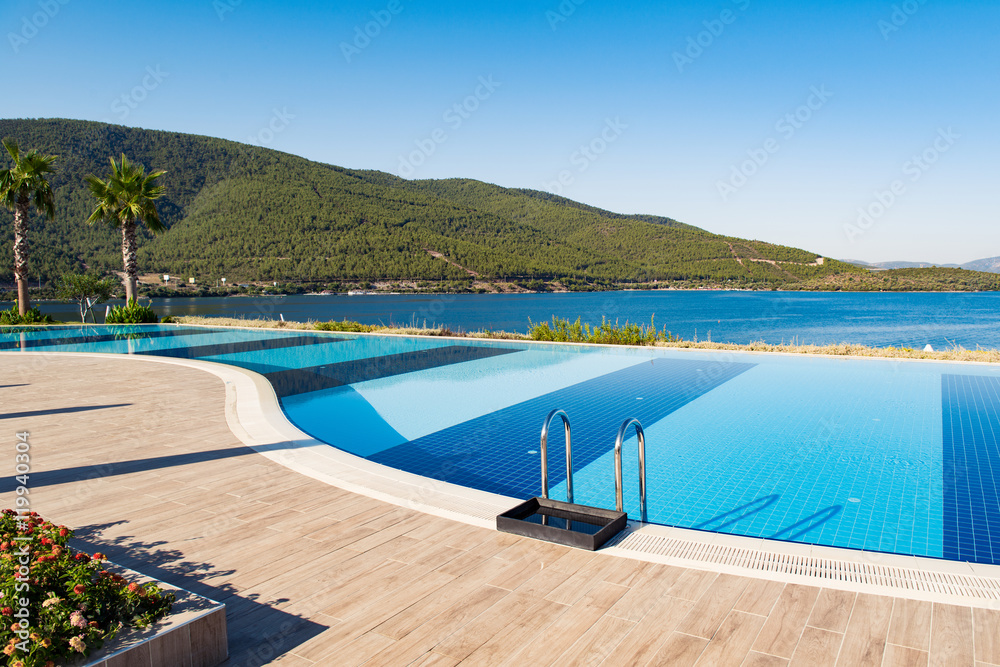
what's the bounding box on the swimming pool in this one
[4,324,998,566]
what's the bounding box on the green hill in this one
[0,117,886,290]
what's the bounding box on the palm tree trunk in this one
[13,194,30,315]
[122,221,139,302]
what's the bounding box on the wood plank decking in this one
[1,354,998,666]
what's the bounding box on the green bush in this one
[528,316,680,346]
[104,300,158,324]
[314,320,377,333]
[0,305,54,325]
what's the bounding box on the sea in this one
[7,290,1000,349]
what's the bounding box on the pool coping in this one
[9,346,1000,609]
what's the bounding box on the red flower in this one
[75,553,90,562]
[58,528,68,537]
[72,584,86,595]
[127,583,140,593]
[0,608,11,616]
[92,552,107,561]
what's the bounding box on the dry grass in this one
[170,315,1000,363]
[654,339,1000,363]
[172,315,454,337]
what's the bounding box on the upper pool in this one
[3,324,998,565]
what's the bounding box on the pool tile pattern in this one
[943,374,1000,564]
[263,345,522,398]
[370,357,755,499]
[0,327,207,350]
[138,333,344,360]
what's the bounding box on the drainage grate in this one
[611,531,1000,601]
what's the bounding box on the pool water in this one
[4,324,998,565]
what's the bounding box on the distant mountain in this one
[845,258,999,273]
[962,257,1000,273]
[0,118,860,288]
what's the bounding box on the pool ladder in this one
[540,409,648,523]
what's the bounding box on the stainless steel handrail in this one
[540,409,573,503]
[614,418,647,522]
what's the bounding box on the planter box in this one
[497,497,627,551]
[78,563,227,667]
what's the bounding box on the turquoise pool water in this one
[3,324,998,565]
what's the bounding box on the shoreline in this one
[5,285,1000,308]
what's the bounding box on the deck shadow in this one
[72,523,328,666]
[0,442,300,493]
[0,403,132,419]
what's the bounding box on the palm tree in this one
[0,139,57,315]
[86,155,167,302]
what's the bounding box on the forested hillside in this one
[0,118,868,288]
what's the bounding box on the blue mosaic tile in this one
[369,358,754,499]
[943,374,1000,564]
[265,345,521,398]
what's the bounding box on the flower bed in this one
[0,510,174,667]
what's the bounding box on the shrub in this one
[104,300,158,324]
[0,510,175,666]
[528,316,681,346]
[0,305,54,325]
[314,320,378,333]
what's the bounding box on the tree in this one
[0,139,57,314]
[56,273,117,323]
[85,155,166,302]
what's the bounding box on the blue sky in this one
[2,0,997,264]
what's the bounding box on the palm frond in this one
[2,138,19,163]
[85,154,167,234]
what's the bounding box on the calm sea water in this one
[6,290,1000,349]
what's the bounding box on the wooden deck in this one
[1,353,998,666]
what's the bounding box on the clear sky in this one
[2,0,997,264]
